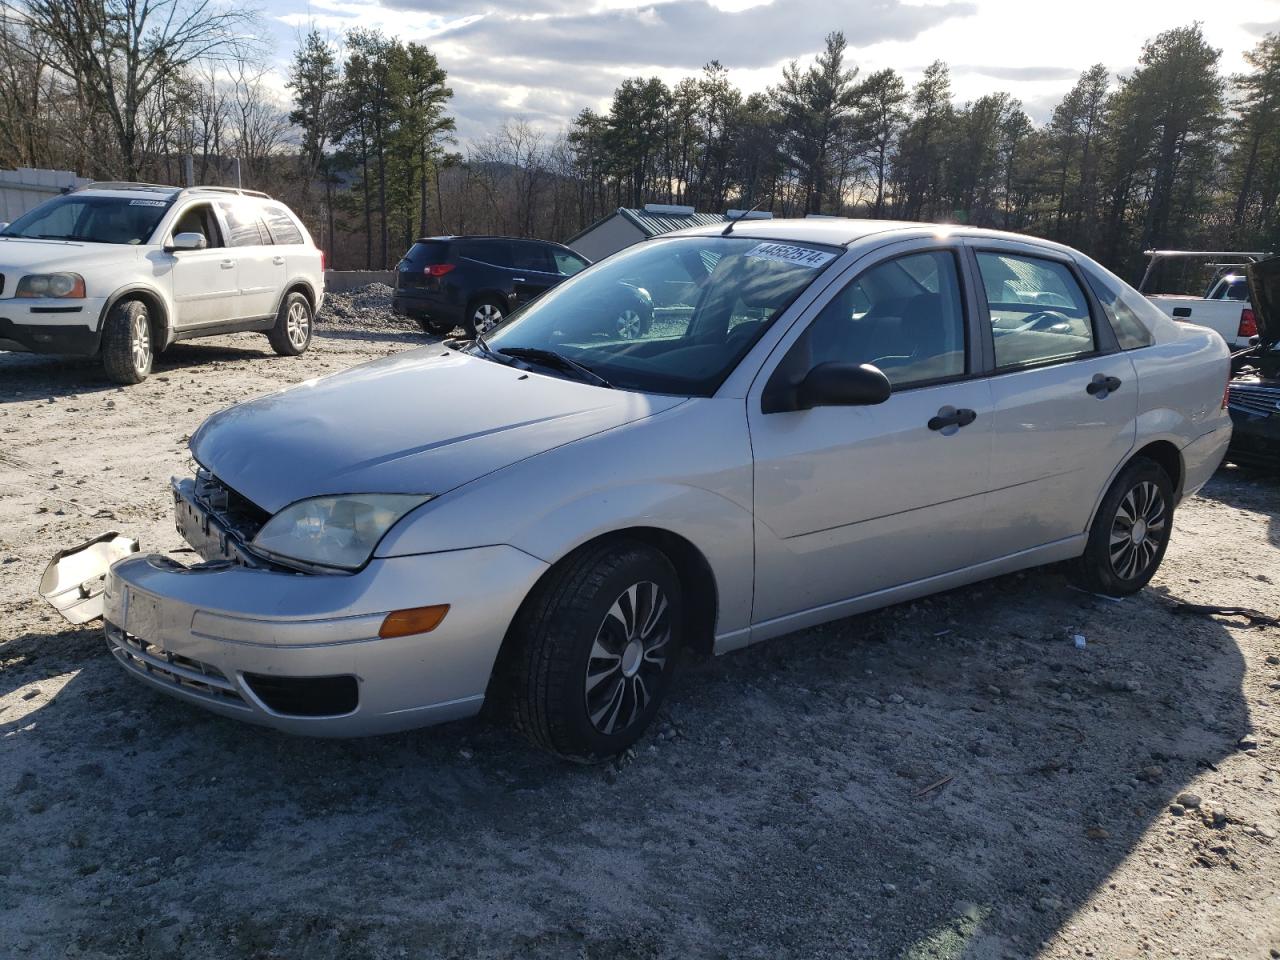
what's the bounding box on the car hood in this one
[190,347,685,514]
[0,237,134,272]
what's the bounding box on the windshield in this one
[0,194,173,245]
[484,236,841,396]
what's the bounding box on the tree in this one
[288,29,341,192]
[855,68,908,217]
[12,0,259,178]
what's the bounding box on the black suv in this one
[393,236,593,337]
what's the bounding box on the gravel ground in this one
[1,287,1278,960]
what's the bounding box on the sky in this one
[263,0,1280,143]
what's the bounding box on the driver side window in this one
[171,204,223,248]
[975,252,1095,369]
[808,249,967,389]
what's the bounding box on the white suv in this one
[0,182,325,384]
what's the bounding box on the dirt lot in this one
[1,288,1278,960]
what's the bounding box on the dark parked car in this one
[392,236,654,339]
[1227,257,1280,469]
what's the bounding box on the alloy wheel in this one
[616,308,642,339]
[286,301,310,350]
[131,311,151,373]
[1109,480,1166,580]
[584,580,671,735]
[473,303,503,334]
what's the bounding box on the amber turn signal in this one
[379,604,450,639]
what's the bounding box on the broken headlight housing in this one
[252,494,432,571]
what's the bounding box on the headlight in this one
[16,273,86,298]
[252,494,432,570]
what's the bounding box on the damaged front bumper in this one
[101,543,547,736]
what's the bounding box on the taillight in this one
[424,263,455,277]
[320,250,326,273]
[1239,308,1258,338]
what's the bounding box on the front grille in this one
[1228,382,1280,417]
[106,623,249,710]
[191,469,270,543]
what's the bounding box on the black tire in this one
[1070,457,1174,596]
[417,317,455,337]
[464,298,505,339]
[267,292,313,356]
[510,539,682,761]
[100,299,153,385]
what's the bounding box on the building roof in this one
[566,205,726,245]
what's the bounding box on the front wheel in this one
[510,540,682,761]
[1070,457,1174,596]
[100,299,153,384]
[267,292,313,356]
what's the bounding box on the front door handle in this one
[1086,374,1122,396]
[220,259,236,270]
[273,256,285,265]
[928,407,977,431]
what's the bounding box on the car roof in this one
[662,217,1082,254]
[417,235,571,248]
[70,188,179,203]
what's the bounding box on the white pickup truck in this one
[1139,249,1267,350]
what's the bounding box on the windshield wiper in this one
[497,347,613,388]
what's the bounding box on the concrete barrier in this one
[324,270,395,293]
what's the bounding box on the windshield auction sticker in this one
[745,243,836,269]
[129,199,167,207]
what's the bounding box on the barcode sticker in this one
[745,243,836,269]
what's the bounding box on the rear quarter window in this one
[1083,268,1155,350]
[263,205,304,245]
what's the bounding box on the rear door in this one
[510,240,560,306]
[218,199,282,319]
[165,202,239,328]
[968,241,1137,554]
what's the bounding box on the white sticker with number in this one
[745,242,836,269]
[129,199,166,207]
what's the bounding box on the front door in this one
[969,243,1137,553]
[748,244,995,627]
[165,202,239,328]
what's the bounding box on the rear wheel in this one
[465,298,505,338]
[267,292,313,356]
[614,306,650,340]
[510,539,682,761]
[100,299,153,385]
[1070,457,1174,596]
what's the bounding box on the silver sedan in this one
[102,220,1232,759]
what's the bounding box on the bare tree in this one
[8,0,259,178]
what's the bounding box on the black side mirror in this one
[760,361,891,413]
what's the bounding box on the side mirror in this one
[166,231,207,252]
[794,362,892,410]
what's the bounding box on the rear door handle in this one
[273,256,285,265]
[220,259,236,269]
[1171,307,1192,318]
[512,277,526,283]
[928,407,977,431]
[1086,374,1122,396]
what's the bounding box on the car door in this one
[164,202,239,329]
[967,240,1137,554]
[747,241,995,627]
[218,199,282,319]
[510,240,560,306]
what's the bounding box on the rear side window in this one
[976,252,1095,369]
[457,239,514,267]
[217,200,268,247]
[263,205,304,245]
[1082,268,1155,350]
